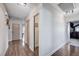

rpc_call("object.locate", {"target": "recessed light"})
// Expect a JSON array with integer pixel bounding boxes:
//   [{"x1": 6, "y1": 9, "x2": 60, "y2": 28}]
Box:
[{"x1": 17, "y1": 3, "x2": 27, "y2": 6}]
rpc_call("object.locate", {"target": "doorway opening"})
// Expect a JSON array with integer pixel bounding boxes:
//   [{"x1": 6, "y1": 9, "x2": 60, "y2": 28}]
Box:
[
  {"x1": 34, "y1": 13, "x2": 39, "y2": 56},
  {"x1": 12, "y1": 23, "x2": 20, "y2": 41},
  {"x1": 70, "y1": 21, "x2": 79, "y2": 46}
]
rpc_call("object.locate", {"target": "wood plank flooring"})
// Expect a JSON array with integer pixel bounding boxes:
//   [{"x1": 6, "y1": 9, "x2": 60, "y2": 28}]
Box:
[
  {"x1": 5, "y1": 40, "x2": 79, "y2": 56},
  {"x1": 5, "y1": 40, "x2": 34, "y2": 56},
  {"x1": 52, "y1": 43, "x2": 79, "y2": 56}
]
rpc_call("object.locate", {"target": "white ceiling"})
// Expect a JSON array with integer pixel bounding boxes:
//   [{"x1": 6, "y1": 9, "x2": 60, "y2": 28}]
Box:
[
  {"x1": 5, "y1": 3, "x2": 79, "y2": 20},
  {"x1": 4, "y1": 3, "x2": 31, "y2": 20},
  {"x1": 58, "y1": 3, "x2": 79, "y2": 12},
  {"x1": 58, "y1": 3, "x2": 74, "y2": 12}
]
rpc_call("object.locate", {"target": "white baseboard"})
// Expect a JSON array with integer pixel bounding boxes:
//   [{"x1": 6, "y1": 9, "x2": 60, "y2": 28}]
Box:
[
  {"x1": 47, "y1": 42, "x2": 67, "y2": 56},
  {"x1": 29, "y1": 45, "x2": 34, "y2": 52},
  {"x1": 3, "y1": 46, "x2": 8, "y2": 56},
  {"x1": 1, "y1": 44, "x2": 8, "y2": 56}
]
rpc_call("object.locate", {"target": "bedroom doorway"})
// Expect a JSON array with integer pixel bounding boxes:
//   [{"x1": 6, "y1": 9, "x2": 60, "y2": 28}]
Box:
[
  {"x1": 70, "y1": 21, "x2": 79, "y2": 46},
  {"x1": 34, "y1": 13, "x2": 39, "y2": 56}
]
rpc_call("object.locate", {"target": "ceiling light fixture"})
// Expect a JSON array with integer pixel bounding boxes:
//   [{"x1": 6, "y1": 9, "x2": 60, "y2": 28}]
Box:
[{"x1": 17, "y1": 3, "x2": 27, "y2": 6}]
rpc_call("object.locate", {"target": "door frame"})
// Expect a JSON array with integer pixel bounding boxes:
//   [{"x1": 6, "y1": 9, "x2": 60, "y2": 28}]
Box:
[
  {"x1": 34, "y1": 13, "x2": 39, "y2": 55},
  {"x1": 65, "y1": 22, "x2": 70, "y2": 43},
  {"x1": 26, "y1": 20, "x2": 30, "y2": 47},
  {"x1": 12, "y1": 23, "x2": 20, "y2": 41}
]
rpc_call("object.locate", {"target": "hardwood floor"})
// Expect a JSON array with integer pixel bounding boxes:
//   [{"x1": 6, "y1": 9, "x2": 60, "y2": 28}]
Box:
[
  {"x1": 52, "y1": 43, "x2": 79, "y2": 56},
  {"x1": 5, "y1": 40, "x2": 79, "y2": 56},
  {"x1": 5, "y1": 40, "x2": 34, "y2": 56}
]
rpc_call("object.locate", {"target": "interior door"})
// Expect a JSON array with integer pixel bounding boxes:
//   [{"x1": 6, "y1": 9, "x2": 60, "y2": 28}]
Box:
[{"x1": 12, "y1": 23, "x2": 20, "y2": 40}]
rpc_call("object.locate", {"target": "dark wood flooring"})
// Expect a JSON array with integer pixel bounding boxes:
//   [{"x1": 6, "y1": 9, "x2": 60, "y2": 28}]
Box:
[
  {"x1": 5, "y1": 40, "x2": 34, "y2": 56},
  {"x1": 52, "y1": 43, "x2": 79, "y2": 56}
]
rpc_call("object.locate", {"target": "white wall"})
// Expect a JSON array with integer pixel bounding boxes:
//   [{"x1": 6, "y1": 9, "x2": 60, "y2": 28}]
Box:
[
  {"x1": 29, "y1": 16, "x2": 34, "y2": 51},
  {"x1": 25, "y1": 6, "x2": 39, "y2": 51},
  {"x1": 65, "y1": 12, "x2": 79, "y2": 22},
  {"x1": 39, "y1": 4, "x2": 67, "y2": 56},
  {"x1": 20, "y1": 23, "x2": 23, "y2": 40},
  {"x1": 8, "y1": 19, "x2": 12, "y2": 41},
  {"x1": 24, "y1": 22, "x2": 27, "y2": 44},
  {"x1": 20, "y1": 20, "x2": 24, "y2": 40},
  {"x1": 0, "y1": 6, "x2": 8, "y2": 55},
  {"x1": 25, "y1": 16, "x2": 34, "y2": 51},
  {"x1": 0, "y1": 24, "x2": 8, "y2": 55}
]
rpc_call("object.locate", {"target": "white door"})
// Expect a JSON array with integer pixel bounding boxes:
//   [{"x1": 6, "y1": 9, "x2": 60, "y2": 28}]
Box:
[{"x1": 12, "y1": 23, "x2": 20, "y2": 40}]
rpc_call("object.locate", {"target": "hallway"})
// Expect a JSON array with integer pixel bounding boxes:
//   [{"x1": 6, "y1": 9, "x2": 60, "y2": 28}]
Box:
[
  {"x1": 52, "y1": 43, "x2": 79, "y2": 56},
  {"x1": 5, "y1": 40, "x2": 34, "y2": 56}
]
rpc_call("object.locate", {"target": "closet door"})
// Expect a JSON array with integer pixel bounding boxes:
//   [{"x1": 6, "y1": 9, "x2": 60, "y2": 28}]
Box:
[{"x1": 12, "y1": 23, "x2": 20, "y2": 40}]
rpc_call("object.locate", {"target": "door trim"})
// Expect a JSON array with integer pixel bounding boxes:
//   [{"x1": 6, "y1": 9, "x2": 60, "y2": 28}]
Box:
[
  {"x1": 26, "y1": 20, "x2": 30, "y2": 47},
  {"x1": 34, "y1": 13, "x2": 39, "y2": 55}
]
